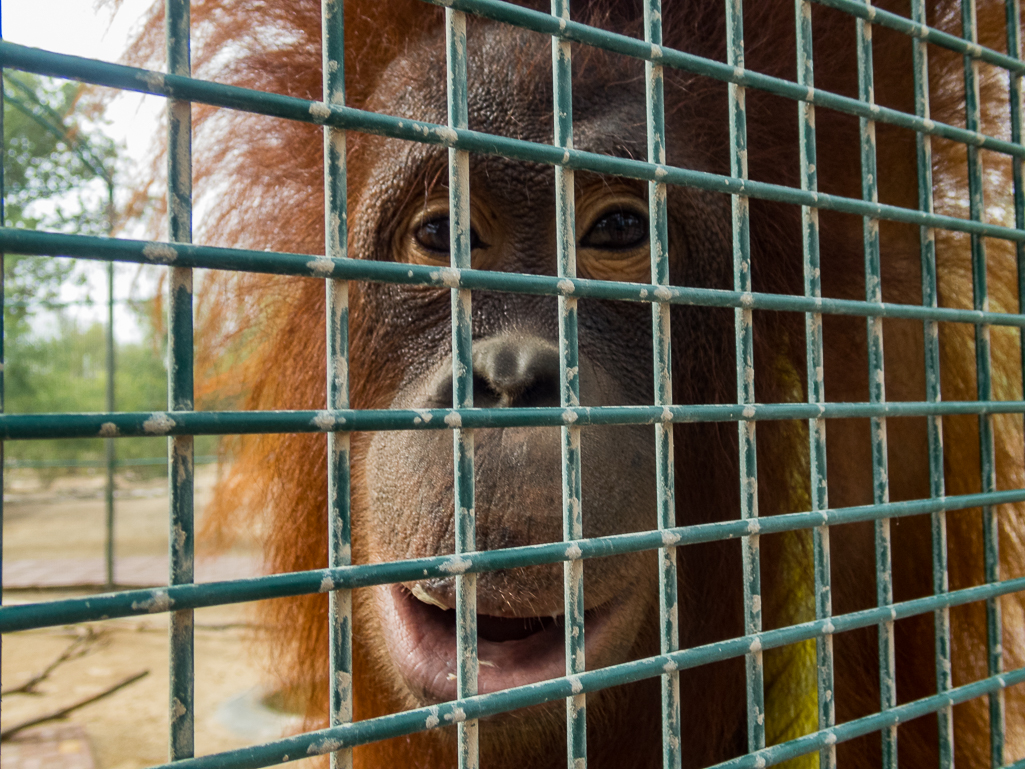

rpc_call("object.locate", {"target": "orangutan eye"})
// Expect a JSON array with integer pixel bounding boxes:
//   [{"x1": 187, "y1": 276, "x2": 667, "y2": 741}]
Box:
[
  {"x1": 580, "y1": 209, "x2": 649, "y2": 250},
  {"x1": 414, "y1": 217, "x2": 487, "y2": 253}
]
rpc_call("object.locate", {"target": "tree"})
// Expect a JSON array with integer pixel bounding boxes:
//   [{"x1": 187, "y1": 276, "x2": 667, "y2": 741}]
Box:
[
  {"x1": 3, "y1": 72, "x2": 117, "y2": 342},
  {"x1": 2, "y1": 73, "x2": 216, "y2": 478}
]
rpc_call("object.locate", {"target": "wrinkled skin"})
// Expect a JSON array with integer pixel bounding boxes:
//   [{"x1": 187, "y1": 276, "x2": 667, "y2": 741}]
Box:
[
  {"x1": 355, "y1": 24, "x2": 722, "y2": 709},
  {"x1": 338, "y1": 23, "x2": 746, "y2": 763}
]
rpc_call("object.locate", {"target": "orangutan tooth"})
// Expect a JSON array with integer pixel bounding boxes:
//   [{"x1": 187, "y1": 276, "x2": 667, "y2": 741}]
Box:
[{"x1": 411, "y1": 584, "x2": 449, "y2": 610}]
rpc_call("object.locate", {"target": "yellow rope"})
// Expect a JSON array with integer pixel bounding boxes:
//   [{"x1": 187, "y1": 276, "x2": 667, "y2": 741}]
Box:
[{"x1": 763, "y1": 353, "x2": 818, "y2": 769}]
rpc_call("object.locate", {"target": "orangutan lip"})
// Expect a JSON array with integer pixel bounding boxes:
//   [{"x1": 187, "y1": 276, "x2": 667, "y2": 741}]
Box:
[{"x1": 382, "y1": 584, "x2": 614, "y2": 703}]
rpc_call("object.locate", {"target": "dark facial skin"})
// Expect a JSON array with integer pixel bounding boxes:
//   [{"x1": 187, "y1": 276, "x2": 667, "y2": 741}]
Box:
[
  {"x1": 358, "y1": 25, "x2": 658, "y2": 705},
  {"x1": 171, "y1": 0, "x2": 1021, "y2": 763},
  {"x1": 343, "y1": 21, "x2": 733, "y2": 750}
]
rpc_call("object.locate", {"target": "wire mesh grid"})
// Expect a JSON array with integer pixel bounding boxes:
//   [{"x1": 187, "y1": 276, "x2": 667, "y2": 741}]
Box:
[{"x1": 2, "y1": 0, "x2": 1025, "y2": 767}]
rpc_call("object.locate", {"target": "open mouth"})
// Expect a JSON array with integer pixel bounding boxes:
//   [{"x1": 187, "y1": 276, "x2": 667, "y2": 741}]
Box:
[{"x1": 380, "y1": 584, "x2": 614, "y2": 703}]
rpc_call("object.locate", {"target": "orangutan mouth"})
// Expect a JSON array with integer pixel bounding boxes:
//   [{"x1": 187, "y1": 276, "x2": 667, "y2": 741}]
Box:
[{"x1": 381, "y1": 584, "x2": 613, "y2": 704}]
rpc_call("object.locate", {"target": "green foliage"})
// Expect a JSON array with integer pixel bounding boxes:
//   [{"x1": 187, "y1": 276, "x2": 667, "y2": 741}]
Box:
[
  {"x1": 3, "y1": 72, "x2": 116, "y2": 343},
  {"x1": 4, "y1": 301, "x2": 219, "y2": 480},
  {"x1": 2, "y1": 74, "x2": 215, "y2": 479},
  {"x1": 4, "y1": 305, "x2": 166, "y2": 476},
  {"x1": 3, "y1": 72, "x2": 114, "y2": 231}
]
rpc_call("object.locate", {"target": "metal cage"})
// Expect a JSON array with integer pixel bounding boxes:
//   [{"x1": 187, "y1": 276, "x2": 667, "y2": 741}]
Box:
[{"x1": 2, "y1": 0, "x2": 1025, "y2": 767}]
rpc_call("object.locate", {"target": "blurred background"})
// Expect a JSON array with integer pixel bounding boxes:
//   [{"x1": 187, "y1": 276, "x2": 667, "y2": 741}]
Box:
[{"x1": 1, "y1": 4, "x2": 299, "y2": 767}]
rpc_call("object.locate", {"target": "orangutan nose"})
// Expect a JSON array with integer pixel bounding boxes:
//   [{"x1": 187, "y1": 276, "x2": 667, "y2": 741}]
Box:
[
  {"x1": 430, "y1": 334, "x2": 562, "y2": 409},
  {"x1": 473, "y1": 335, "x2": 561, "y2": 408}
]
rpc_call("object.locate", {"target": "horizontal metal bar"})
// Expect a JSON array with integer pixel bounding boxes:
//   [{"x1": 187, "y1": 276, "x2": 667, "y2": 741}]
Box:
[
  {"x1": 2, "y1": 43, "x2": 1023, "y2": 242},
  {"x1": 421, "y1": 0, "x2": 1023, "y2": 158},
  {"x1": 5, "y1": 485, "x2": 1025, "y2": 633},
  {"x1": 6, "y1": 228, "x2": 1025, "y2": 329},
  {"x1": 93, "y1": 604, "x2": 1025, "y2": 769},
  {"x1": 5, "y1": 399, "x2": 1025, "y2": 441},
  {"x1": 811, "y1": 0, "x2": 1025, "y2": 75},
  {"x1": 709, "y1": 666, "x2": 1025, "y2": 769}
]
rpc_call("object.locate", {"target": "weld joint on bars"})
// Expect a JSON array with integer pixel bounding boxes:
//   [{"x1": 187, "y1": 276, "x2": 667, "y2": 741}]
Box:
[
  {"x1": 5, "y1": 230, "x2": 1025, "y2": 329},
  {"x1": 810, "y1": 0, "x2": 1025, "y2": 74},
  {"x1": 1, "y1": 41, "x2": 1024, "y2": 243},
  {"x1": 71, "y1": 633, "x2": 1025, "y2": 769},
  {"x1": 5, "y1": 486, "x2": 1025, "y2": 633},
  {"x1": 447, "y1": 0, "x2": 1025, "y2": 74},
  {"x1": 416, "y1": 0, "x2": 1021, "y2": 157}
]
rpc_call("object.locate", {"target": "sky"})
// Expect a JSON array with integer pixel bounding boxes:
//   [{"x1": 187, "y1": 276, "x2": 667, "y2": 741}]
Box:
[
  {"x1": 2, "y1": 0, "x2": 162, "y2": 160},
  {"x1": 3, "y1": 0, "x2": 165, "y2": 343}
]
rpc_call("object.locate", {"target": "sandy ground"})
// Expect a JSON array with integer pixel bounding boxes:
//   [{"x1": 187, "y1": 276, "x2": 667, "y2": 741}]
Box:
[
  {"x1": 2, "y1": 466, "x2": 312, "y2": 768},
  {"x1": 3, "y1": 464, "x2": 258, "y2": 563},
  {"x1": 1, "y1": 602, "x2": 299, "y2": 768}
]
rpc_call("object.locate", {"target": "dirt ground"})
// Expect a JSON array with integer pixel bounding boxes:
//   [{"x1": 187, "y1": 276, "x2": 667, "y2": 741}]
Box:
[
  {"x1": 2, "y1": 466, "x2": 312, "y2": 768},
  {"x1": 3, "y1": 464, "x2": 258, "y2": 564}
]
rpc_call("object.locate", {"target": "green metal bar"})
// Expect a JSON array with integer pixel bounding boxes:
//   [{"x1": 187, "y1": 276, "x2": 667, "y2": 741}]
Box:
[
  {"x1": 105, "y1": 254, "x2": 116, "y2": 589},
  {"x1": 322, "y1": 1, "x2": 352, "y2": 767},
  {"x1": 13, "y1": 228, "x2": 1025, "y2": 327},
  {"x1": 707, "y1": 667, "x2": 1025, "y2": 769},
  {"x1": 15, "y1": 3, "x2": 1019, "y2": 165},
  {"x1": 4, "y1": 4, "x2": 1025, "y2": 764},
  {"x1": 6, "y1": 487, "x2": 1025, "y2": 634},
  {"x1": 911, "y1": 0, "x2": 953, "y2": 762},
  {"x1": 856, "y1": 7, "x2": 897, "y2": 765},
  {"x1": 5, "y1": 43, "x2": 1025, "y2": 243},
  {"x1": 418, "y1": 0, "x2": 1024, "y2": 160},
  {"x1": 77, "y1": 635, "x2": 1025, "y2": 769},
  {"x1": 551, "y1": 2, "x2": 587, "y2": 765},
  {"x1": 1012, "y1": 0, "x2": 1025, "y2": 422},
  {"x1": 960, "y1": 1, "x2": 1005, "y2": 763},
  {"x1": 104, "y1": 170, "x2": 120, "y2": 593},
  {"x1": 105, "y1": 171, "x2": 118, "y2": 588},
  {"x1": 644, "y1": 3, "x2": 681, "y2": 767},
  {"x1": 446, "y1": 9, "x2": 478, "y2": 768},
  {"x1": 9, "y1": 399, "x2": 1025, "y2": 441},
  {"x1": 1009, "y1": 5, "x2": 1025, "y2": 750},
  {"x1": 166, "y1": 0, "x2": 194, "y2": 761},
  {"x1": 795, "y1": 3, "x2": 835, "y2": 766},
  {"x1": 726, "y1": 0, "x2": 764, "y2": 753}
]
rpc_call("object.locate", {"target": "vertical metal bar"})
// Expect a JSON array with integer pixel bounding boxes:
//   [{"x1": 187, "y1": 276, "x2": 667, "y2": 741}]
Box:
[
  {"x1": 856, "y1": 7, "x2": 898, "y2": 766},
  {"x1": 104, "y1": 171, "x2": 117, "y2": 590},
  {"x1": 960, "y1": 2, "x2": 1005, "y2": 763},
  {"x1": 446, "y1": 10, "x2": 478, "y2": 769},
  {"x1": 726, "y1": 0, "x2": 765, "y2": 754},
  {"x1": 795, "y1": 4, "x2": 836, "y2": 768},
  {"x1": 1011, "y1": 0, "x2": 1025, "y2": 404},
  {"x1": 166, "y1": 0, "x2": 195, "y2": 760},
  {"x1": 322, "y1": 2, "x2": 352, "y2": 768},
  {"x1": 910, "y1": 1, "x2": 953, "y2": 764},
  {"x1": 1009, "y1": 22, "x2": 1025, "y2": 762},
  {"x1": 1010, "y1": 0, "x2": 1025, "y2": 401},
  {"x1": 644, "y1": 3, "x2": 680, "y2": 768},
  {"x1": 551, "y1": 3, "x2": 586, "y2": 767},
  {"x1": 105, "y1": 252, "x2": 116, "y2": 590}
]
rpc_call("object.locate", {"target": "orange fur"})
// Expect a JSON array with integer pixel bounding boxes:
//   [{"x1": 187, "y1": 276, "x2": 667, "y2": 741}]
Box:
[{"x1": 132, "y1": 1, "x2": 1025, "y2": 765}]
